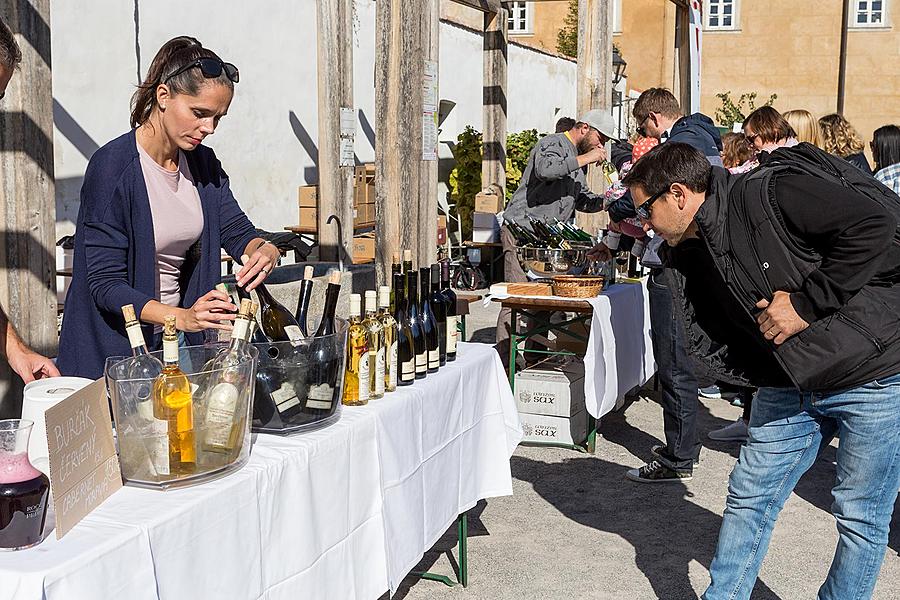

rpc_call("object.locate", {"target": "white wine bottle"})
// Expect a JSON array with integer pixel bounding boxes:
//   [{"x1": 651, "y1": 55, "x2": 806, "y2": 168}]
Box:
[
  {"x1": 201, "y1": 299, "x2": 255, "y2": 454},
  {"x1": 378, "y1": 286, "x2": 398, "y2": 393},
  {"x1": 363, "y1": 290, "x2": 385, "y2": 399},
  {"x1": 120, "y1": 303, "x2": 163, "y2": 420},
  {"x1": 342, "y1": 294, "x2": 370, "y2": 406},
  {"x1": 152, "y1": 316, "x2": 196, "y2": 475}
]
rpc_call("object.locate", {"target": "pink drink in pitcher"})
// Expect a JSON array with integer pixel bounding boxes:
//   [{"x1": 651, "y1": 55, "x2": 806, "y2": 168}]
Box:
[{"x1": 0, "y1": 420, "x2": 50, "y2": 550}]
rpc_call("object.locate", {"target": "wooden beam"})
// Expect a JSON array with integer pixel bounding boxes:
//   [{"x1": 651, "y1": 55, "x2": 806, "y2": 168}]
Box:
[
  {"x1": 448, "y1": 0, "x2": 501, "y2": 13},
  {"x1": 0, "y1": 0, "x2": 56, "y2": 416},
  {"x1": 376, "y1": 0, "x2": 426, "y2": 283},
  {"x1": 673, "y1": 4, "x2": 691, "y2": 115},
  {"x1": 418, "y1": 0, "x2": 440, "y2": 268},
  {"x1": 482, "y1": 7, "x2": 508, "y2": 198},
  {"x1": 316, "y1": 0, "x2": 355, "y2": 265},
  {"x1": 574, "y1": 0, "x2": 612, "y2": 235}
]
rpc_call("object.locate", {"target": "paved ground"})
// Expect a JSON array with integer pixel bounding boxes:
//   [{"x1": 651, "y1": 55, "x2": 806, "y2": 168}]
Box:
[{"x1": 387, "y1": 298, "x2": 900, "y2": 600}]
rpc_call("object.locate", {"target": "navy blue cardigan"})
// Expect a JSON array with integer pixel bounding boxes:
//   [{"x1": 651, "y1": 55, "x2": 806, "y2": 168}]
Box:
[{"x1": 58, "y1": 130, "x2": 259, "y2": 379}]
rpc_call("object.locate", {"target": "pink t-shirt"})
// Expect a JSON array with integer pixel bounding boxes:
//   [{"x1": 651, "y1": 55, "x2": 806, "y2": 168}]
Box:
[{"x1": 137, "y1": 142, "x2": 204, "y2": 308}]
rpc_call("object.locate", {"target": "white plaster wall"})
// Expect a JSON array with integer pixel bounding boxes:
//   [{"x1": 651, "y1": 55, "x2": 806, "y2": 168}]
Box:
[{"x1": 49, "y1": 0, "x2": 576, "y2": 237}]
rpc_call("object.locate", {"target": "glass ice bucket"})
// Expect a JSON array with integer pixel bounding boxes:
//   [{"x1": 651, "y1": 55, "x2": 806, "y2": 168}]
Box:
[
  {"x1": 251, "y1": 317, "x2": 347, "y2": 435},
  {"x1": 105, "y1": 344, "x2": 258, "y2": 490}
]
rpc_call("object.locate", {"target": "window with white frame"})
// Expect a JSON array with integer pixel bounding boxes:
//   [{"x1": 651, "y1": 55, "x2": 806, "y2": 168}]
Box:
[
  {"x1": 507, "y1": 1, "x2": 533, "y2": 35},
  {"x1": 705, "y1": 0, "x2": 738, "y2": 30},
  {"x1": 852, "y1": 0, "x2": 886, "y2": 26}
]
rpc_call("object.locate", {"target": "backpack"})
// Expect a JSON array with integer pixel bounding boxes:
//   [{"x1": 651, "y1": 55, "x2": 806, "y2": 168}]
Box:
[{"x1": 762, "y1": 142, "x2": 900, "y2": 285}]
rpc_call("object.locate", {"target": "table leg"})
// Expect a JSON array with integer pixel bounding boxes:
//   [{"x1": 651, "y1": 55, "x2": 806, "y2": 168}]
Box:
[
  {"x1": 457, "y1": 513, "x2": 468, "y2": 587},
  {"x1": 508, "y1": 308, "x2": 518, "y2": 392},
  {"x1": 458, "y1": 315, "x2": 467, "y2": 342}
]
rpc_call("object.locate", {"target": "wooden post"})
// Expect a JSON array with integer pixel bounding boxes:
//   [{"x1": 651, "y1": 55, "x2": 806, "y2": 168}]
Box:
[
  {"x1": 482, "y1": 7, "x2": 508, "y2": 197},
  {"x1": 376, "y1": 0, "x2": 426, "y2": 283},
  {"x1": 673, "y1": 4, "x2": 692, "y2": 117},
  {"x1": 316, "y1": 0, "x2": 355, "y2": 265},
  {"x1": 0, "y1": 0, "x2": 56, "y2": 416},
  {"x1": 575, "y1": 0, "x2": 612, "y2": 236},
  {"x1": 418, "y1": 0, "x2": 440, "y2": 268}
]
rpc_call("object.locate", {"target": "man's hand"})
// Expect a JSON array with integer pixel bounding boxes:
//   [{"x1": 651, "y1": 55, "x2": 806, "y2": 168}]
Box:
[
  {"x1": 577, "y1": 145, "x2": 607, "y2": 168},
  {"x1": 756, "y1": 291, "x2": 809, "y2": 345},
  {"x1": 587, "y1": 242, "x2": 612, "y2": 263},
  {"x1": 7, "y1": 342, "x2": 59, "y2": 384}
]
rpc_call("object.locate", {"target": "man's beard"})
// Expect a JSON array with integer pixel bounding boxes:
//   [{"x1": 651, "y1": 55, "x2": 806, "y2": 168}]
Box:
[{"x1": 576, "y1": 138, "x2": 594, "y2": 155}]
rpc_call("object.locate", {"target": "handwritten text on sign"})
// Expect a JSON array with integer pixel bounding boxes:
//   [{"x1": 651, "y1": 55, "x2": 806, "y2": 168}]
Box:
[{"x1": 45, "y1": 379, "x2": 122, "y2": 539}]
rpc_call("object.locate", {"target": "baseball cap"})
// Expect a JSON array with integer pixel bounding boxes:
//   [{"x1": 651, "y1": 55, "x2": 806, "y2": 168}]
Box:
[{"x1": 577, "y1": 109, "x2": 619, "y2": 142}]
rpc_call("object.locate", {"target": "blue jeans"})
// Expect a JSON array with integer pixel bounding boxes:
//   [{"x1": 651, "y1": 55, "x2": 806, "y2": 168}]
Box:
[{"x1": 703, "y1": 374, "x2": 900, "y2": 600}]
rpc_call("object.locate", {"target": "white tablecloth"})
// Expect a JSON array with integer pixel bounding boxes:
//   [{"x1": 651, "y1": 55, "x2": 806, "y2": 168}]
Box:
[
  {"x1": 584, "y1": 280, "x2": 655, "y2": 419},
  {"x1": 0, "y1": 343, "x2": 521, "y2": 600}
]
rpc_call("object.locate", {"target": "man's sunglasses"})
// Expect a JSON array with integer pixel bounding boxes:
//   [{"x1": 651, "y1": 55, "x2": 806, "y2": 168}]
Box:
[
  {"x1": 164, "y1": 58, "x2": 240, "y2": 84},
  {"x1": 636, "y1": 185, "x2": 669, "y2": 220},
  {"x1": 636, "y1": 114, "x2": 651, "y2": 138}
]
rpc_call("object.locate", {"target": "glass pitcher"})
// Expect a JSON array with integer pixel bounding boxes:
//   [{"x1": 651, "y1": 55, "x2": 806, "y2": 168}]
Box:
[{"x1": 0, "y1": 419, "x2": 50, "y2": 550}]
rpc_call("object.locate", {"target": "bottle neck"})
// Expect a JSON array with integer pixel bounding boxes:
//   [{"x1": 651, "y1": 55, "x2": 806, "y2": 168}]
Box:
[
  {"x1": 255, "y1": 283, "x2": 275, "y2": 305},
  {"x1": 321, "y1": 284, "x2": 340, "y2": 320},
  {"x1": 230, "y1": 316, "x2": 250, "y2": 349},
  {"x1": 125, "y1": 320, "x2": 149, "y2": 355},
  {"x1": 441, "y1": 262, "x2": 450, "y2": 288},
  {"x1": 162, "y1": 334, "x2": 179, "y2": 365}
]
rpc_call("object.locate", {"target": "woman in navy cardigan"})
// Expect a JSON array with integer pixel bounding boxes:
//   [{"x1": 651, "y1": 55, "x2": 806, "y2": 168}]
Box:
[{"x1": 58, "y1": 37, "x2": 280, "y2": 379}]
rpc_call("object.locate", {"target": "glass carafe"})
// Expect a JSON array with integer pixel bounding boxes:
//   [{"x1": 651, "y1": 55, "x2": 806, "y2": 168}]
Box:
[{"x1": 0, "y1": 419, "x2": 50, "y2": 550}]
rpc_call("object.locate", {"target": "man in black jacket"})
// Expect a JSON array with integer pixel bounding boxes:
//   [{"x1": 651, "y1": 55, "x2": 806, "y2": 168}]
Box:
[{"x1": 622, "y1": 142, "x2": 900, "y2": 600}]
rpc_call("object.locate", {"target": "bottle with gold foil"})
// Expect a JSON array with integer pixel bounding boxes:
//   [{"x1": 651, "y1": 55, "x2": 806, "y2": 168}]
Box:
[
  {"x1": 363, "y1": 290, "x2": 385, "y2": 400},
  {"x1": 377, "y1": 286, "x2": 398, "y2": 393},
  {"x1": 201, "y1": 299, "x2": 255, "y2": 455},
  {"x1": 342, "y1": 294, "x2": 370, "y2": 406},
  {"x1": 152, "y1": 316, "x2": 196, "y2": 474}
]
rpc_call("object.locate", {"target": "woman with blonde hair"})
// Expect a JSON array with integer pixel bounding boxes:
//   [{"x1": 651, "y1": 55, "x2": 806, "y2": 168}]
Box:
[
  {"x1": 819, "y1": 113, "x2": 872, "y2": 173},
  {"x1": 782, "y1": 109, "x2": 821, "y2": 147}
]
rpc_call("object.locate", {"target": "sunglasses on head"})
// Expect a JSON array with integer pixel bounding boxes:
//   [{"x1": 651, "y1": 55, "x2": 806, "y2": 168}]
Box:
[
  {"x1": 164, "y1": 57, "x2": 240, "y2": 85},
  {"x1": 636, "y1": 185, "x2": 670, "y2": 220}
]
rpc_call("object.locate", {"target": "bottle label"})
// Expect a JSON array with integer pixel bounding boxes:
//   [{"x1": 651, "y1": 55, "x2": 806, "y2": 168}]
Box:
[
  {"x1": 358, "y1": 352, "x2": 370, "y2": 401},
  {"x1": 388, "y1": 341, "x2": 398, "y2": 388},
  {"x1": 446, "y1": 317, "x2": 458, "y2": 353},
  {"x1": 145, "y1": 418, "x2": 170, "y2": 476},
  {"x1": 204, "y1": 382, "x2": 240, "y2": 447},
  {"x1": 306, "y1": 383, "x2": 334, "y2": 410},
  {"x1": 163, "y1": 339, "x2": 179, "y2": 363},
  {"x1": 428, "y1": 348, "x2": 440, "y2": 369},
  {"x1": 126, "y1": 323, "x2": 145, "y2": 349},
  {"x1": 272, "y1": 383, "x2": 301, "y2": 413},
  {"x1": 231, "y1": 318, "x2": 249, "y2": 342},
  {"x1": 374, "y1": 347, "x2": 386, "y2": 395},
  {"x1": 415, "y1": 352, "x2": 427, "y2": 374},
  {"x1": 401, "y1": 359, "x2": 414, "y2": 382},
  {"x1": 285, "y1": 325, "x2": 304, "y2": 347}
]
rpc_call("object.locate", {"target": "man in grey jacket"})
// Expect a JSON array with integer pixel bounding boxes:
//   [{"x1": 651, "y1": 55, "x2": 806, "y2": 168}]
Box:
[{"x1": 496, "y1": 110, "x2": 617, "y2": 363}]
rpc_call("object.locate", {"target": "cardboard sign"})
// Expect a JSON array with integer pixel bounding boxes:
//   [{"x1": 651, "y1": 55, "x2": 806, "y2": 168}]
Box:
[{"x1": 45, "y1": 378, "x2": 122, "y2": 538}]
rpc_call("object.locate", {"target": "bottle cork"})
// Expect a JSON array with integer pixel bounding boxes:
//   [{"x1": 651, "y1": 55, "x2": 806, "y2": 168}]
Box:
[
  {"x1": 121, "y1": 304, "x2": 136, "y2": 322},
  {"x1": 303, "y1": 265, "x2": 314, "y2": 280},
  {"x1": 163, "y1": 315, "x2": 177, "y2": 335},
  {"x1": 328, "y1": 270, "x2": 341, "y2": 285}
]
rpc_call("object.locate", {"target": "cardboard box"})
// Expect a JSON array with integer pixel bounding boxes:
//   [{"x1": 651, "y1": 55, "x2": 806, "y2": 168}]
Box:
[
  {"x1": 515, "y1": 357, "x2": 585, "y2": 417},
  {"x1": 551, "y1": 320, "x2": 591, "y2": 355},
  {"x1": 355, "y1": 182, "x2": 376, "y2": 207},
  {"x1": 352, "y1": 233, "x2": 376, "y2": 264},
  {"x1": 518, "y1": 410, "x2": 589, "y2": 446},
  {"x1": 472, "y1": 211, "x2": 500, "y2": 243},
  {"x1": 474, "y1": 190, "x2": 503, "y2": 214},
  {"x1": 437, "y1": 215, "x2": 448, "y2": 245},
  {"x1": 299, "y1": 206, "x2": 317, "y2": 229},
  {"x1": 355, "y1": 163, "x2": 375, "y2": 184},
  {"x1": 356, "y1": 202, "x2": 375, "y2": 224},
  {"x1": 298, "y1": 185, "x2": 318, "y2": 208}
]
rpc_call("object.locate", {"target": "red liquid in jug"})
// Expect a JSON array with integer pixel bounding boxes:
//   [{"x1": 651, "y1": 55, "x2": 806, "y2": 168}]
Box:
[{"x1": 0, "y1": 453, "x2": 49, "y2": 550}]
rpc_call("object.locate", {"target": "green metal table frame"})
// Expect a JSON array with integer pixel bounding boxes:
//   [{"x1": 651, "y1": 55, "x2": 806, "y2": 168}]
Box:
[
  {"x1": 507, "y1": 304, "x2": 597, "y2": 454},
  {"x1": 410, "y1": 512, "x2": 469, "y2": 587}
]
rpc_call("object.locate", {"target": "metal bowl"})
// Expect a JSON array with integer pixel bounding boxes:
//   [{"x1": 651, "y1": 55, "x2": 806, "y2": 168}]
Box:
[{"x1": 516, "y1": 246, "x2": 590, "y2": 277}]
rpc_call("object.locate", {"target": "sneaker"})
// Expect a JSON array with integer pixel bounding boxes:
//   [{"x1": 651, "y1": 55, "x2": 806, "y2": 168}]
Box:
[
  {"x1": 699, "y1": 385, "x2": 722, "y2": 399},
  {"x1": 651, "y1": 444, "x2": 700, "y2": 466},
  {"x1": 707, "y1": 419, "x2": 749, "y2": 442},
  {"x1": 625, "y1": 460, "x2": 693, "y2": 483}
]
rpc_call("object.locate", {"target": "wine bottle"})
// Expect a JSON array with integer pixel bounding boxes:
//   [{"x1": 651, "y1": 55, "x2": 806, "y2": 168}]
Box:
[
  {"x1": 430, "y1": 264, "x2": 447, "y2": 367},
  {"x1": 402, "y1": 249, "x2": 413, "y2": 301},
  {"x1": 377, "y1": 286, "x2": 398, "y2": 393},
  {"x1": 390, "y1": 252, "x2": 401, "y2": 312},
  {"x1": 393, "y1": 273, "x2": 416, "y2": 387},
  {"x1": 342, "y1": 294, "x2": 371, "y2": 406},
  {"x1": 201, "y1": 299, "x2": 254, "y2": 454},
  {"x1": 306, "y1": 270, "x2": 342, "y2": 412},
  {"x1": 406, "y1": 271, "x2": 427, "y2": 379},
  {"x1": 441, "y1": 260, "x2": 459, "y2": 362},
  {"x1": 152, "y1": 316, "x2": 196, "y2": 475},
  {"x1": 256, "y1": 283, "x2": 304, "y2": 345},
  {"x1": 120, "y1": 304, "x2": 163, "y2": 420},
  {"x1": 363, "y1": 291, "x2": 385, "y2": 400},
  {"x1": 294, "y1": 265, "x2": 315, "y2": 335},
  {"x1": 419, "y1": 267, "x2": 440, "y2": 373},
  {"x1": 236, "y1": 285, "x2": 268, "y2": 345}
]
